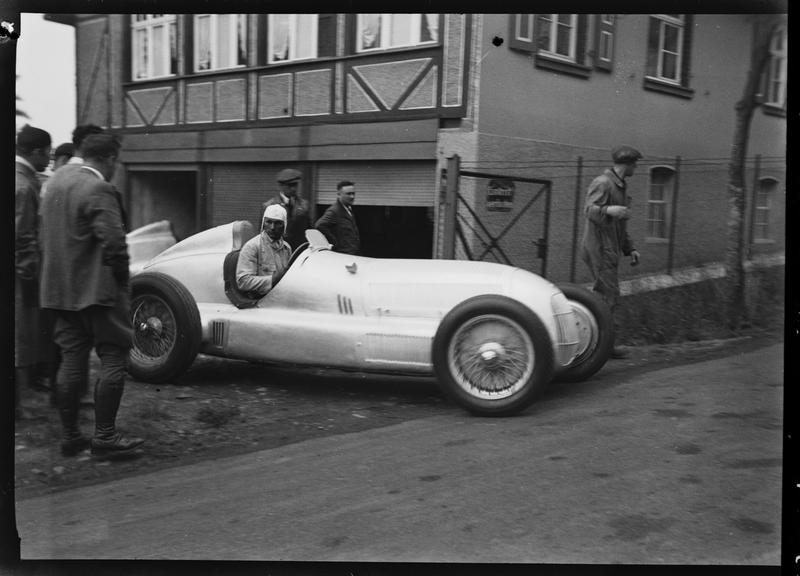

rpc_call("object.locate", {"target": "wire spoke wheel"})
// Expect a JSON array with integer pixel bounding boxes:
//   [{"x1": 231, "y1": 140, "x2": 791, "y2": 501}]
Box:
[
  {"x1": 131, "y1": 295, "x2": 178, "y2": 364},
  {"x1": 447, "y1": 314, "x2": 535, "y2": 400}
]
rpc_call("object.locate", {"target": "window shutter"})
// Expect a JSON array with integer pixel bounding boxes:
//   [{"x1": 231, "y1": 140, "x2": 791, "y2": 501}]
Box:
[
  {"x1": 645, "y1": 16, "x2": 659, "y2": 77},
  {"x1": 318, "y1": 14, "x2": 336, "y2": 57},
  {"x1": 345, "y1": 14, "x2": 356, "y2": 54},
  {"x1": 183, "y1": 15, "x2": 194, "y2": 74},
  {"x1": 256, "y1": 15, "x2": 267, "y2": 66},
  {"x1": 576, "y1": 14, "x2": 588, "y2": 64},
  {"x1": 124, "y1": 15, "x2": 132, "y2": 81},
  {"x1": 680, "y1": 14, "x2": 693, "y2": 87},
  {"x1": 593, "y1": 15, "x2": 615, "y2": 71},
  {"x1": 508, "y1": 14, "x2": 535, "y2": 52}
]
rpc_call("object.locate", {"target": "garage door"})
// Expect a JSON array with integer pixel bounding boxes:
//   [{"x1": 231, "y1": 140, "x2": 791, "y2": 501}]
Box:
[{"x1": 316, "y1": 161, "x2": 436, "y2": 206}]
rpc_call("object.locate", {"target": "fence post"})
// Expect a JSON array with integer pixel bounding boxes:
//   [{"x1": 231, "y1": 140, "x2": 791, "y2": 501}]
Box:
[
  {"x1": 666, "y1": 156, "x2": 681, "y2": 275},
  {"x1": 747, "y1": 154, "x2": 761, "y2": 260},
  {"x1": 441, "y1": 154, "x2": 460, "y2": 260},
  {"x1": 570, "y1": 156, "x2": 584, "y2": 283}
]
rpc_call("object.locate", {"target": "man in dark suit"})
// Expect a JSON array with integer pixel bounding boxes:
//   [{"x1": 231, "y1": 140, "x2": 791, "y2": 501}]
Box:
[
  {"x1": 14, "y1": 125, "x2": 52, "y2": 418},
  {"x1": 39, "y1": 133, "x2": 144, "y2": 460},
  {"x1": 315, "y1": 180, "x2": 361, "y2": 255}
]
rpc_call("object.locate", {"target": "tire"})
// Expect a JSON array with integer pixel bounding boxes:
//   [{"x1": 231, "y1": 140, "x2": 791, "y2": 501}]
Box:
[
  {"x1": 129, "y1": 272, "x2": 202, "y2": 383},
  {"x1": 432, "y1": 295, "x2": 554, "y2": 416},
  {"x1": 554, "y1": 284, "x2": 614, "y2": 383}
]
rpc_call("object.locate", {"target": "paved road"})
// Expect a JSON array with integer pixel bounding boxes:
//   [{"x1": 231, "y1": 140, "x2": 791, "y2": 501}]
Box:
[{"x1": 16, "y1": 343, "x2": 783, "y2": 563}]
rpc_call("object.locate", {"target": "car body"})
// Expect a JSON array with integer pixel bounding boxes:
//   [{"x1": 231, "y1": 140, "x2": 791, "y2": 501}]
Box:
[
  {"x1": 127, "y1": 220, "x2": 177, "y2": 275},
  {"x1": 129, "y1": 221, "x2": 613, "y2": 416}
]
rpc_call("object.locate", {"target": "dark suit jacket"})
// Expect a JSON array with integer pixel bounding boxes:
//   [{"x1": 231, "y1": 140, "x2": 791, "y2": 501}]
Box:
[
  {"x1": 15, "y1": 161, "x2": 41, "y2": 282},
  {"x1": 39, "y1": 165, "x2": 130, "y2": 311},
  {"x1": 314, "y1": 200, "x2": 361, "y2": 255}
]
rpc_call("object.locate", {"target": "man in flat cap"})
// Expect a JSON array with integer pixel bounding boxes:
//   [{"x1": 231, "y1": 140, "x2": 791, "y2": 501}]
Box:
[
  {"x1": 15, "y1": 125, "x2": 52, "y2": 418},
  {"x1": 580, "y1": 145, "x2": 643, "y2": 359},
  {"x1": 261, "y1": 168, "x2": 311, "y2": 251}
]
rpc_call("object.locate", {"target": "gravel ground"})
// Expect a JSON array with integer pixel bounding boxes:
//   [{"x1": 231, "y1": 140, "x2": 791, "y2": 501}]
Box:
[{"x1": 13, "y1": 325, "x2": 783, "y2": 500}]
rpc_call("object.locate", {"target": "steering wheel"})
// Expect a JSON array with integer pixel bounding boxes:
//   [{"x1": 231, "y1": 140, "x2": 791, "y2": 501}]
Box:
[{"x1": 287, "y1": 242, "x2": 309, "y2": 268}]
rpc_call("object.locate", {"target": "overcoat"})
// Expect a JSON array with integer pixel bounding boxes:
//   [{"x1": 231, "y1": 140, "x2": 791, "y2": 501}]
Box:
[
  {"x1": 314, "y1": 200, "x2": 361, "y2": 255},
  {"x1": 39, "y1": 166, "x2": 130, "y2": 311},
  {"x1": 579, "y1": 168, "x2": 635, "y2": 309}
]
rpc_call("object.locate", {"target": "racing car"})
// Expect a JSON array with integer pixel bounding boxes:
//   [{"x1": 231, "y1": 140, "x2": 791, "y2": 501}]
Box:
[{"x1": 128, "y1": 221, "x2": 613, "y2": 416}]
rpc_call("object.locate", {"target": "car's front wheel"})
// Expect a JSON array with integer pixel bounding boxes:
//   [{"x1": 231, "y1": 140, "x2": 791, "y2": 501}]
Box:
[
  {"x1": 432, "y1": 295, "x2": 554, "y2": 416},
  {"x1": 554, "y1": 284, "x2": 614, "y2": 383},
  {"x1": 129, "y1": 272, "x2": 201, "y2": 383}
]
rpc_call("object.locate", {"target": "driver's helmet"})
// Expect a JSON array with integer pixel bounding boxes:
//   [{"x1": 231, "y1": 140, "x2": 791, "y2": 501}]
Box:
[{"x1": 261, "y1": 204, "x2": 287, "y2": 233}]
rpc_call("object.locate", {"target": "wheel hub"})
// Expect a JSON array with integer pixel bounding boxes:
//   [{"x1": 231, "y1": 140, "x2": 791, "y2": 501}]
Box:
[
  {"x1": 478, "y1": 342, "x2": 505, "y2": 366},
  {"x1": 138, "y1": 316, "x2": 163, "y2": 337}
]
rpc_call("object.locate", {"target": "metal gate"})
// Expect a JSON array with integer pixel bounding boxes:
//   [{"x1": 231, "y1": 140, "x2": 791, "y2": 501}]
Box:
[{"x1": 440, "y1": 155, "x2": 553, "y2": 276}]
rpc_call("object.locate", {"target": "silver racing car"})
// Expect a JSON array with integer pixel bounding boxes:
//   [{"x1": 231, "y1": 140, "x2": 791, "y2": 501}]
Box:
[{"x1": 129, "y1": 221, "x2": 613, "y2": 416}]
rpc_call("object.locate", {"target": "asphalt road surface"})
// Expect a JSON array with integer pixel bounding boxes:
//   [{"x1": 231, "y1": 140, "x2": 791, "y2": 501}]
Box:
[{"x1": 16, "y1": 343, "x2": 783, "y2": 564}]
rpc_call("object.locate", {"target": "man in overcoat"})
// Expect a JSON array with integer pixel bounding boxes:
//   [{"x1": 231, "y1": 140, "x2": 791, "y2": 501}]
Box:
[
  {"x1": 39, "y1": 133, "x2": 144, "y2": 459},
  {"x1": 14, "y1": 125, "x2": 51, "y2": 417},
  {"x1": 580, "y1": 145, "x2": 643, "y2": 359},
  {"x1": 315, "y1": 180, "x2": 361, "y2": 255},
  {"x1": 262, "y1": 168, "x2": 311, "y2": 251}
]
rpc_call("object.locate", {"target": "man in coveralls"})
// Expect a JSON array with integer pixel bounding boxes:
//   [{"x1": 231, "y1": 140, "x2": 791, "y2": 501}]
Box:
[{"x1": 580, "y1": 145, "x2": 643, "y2": 359}]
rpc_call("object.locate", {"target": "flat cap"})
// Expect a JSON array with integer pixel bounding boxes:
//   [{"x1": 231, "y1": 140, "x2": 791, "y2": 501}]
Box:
[
  {"x1": 17, "y1": 124, "x2": 52, "y2": 150},
  {"x1": 276, "y1": 168, "x2": 302, "y2": 183},
  {"x1": 612, "y1": 145, "x2": 643, "y2": 164}
]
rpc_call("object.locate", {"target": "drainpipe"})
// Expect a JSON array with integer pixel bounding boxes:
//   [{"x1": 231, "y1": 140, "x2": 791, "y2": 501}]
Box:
[{"x1": 666, "y1": 156, "x2": 681, "y2": 275}]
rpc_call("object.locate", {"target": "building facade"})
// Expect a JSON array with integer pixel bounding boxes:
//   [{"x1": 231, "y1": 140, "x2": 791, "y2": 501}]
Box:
[{"x1": 48, "y1": 13, "x2": 786, "y2": 283}]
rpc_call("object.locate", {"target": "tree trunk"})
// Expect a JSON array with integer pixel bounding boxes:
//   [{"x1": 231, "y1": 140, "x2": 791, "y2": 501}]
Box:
[{"x1": 725, "y1": 14, "x2": 783, "y2": 330}]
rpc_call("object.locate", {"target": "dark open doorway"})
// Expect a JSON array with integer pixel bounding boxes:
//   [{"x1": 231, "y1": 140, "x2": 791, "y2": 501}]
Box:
[
  {"x1": 127, "y1": 171, "x2": 197, "y2": 240},
  {"x1": 315, "y1": 204, "x2": 434, "y2": 259}
]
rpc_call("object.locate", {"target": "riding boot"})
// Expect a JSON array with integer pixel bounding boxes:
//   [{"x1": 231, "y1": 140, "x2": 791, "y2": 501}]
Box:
[
  {"x1": 56, "y1": 382, "x2": 89, "y2": 456},
  {"x1": 91, "y1": 379, "x2": 144, "y2": 460}
]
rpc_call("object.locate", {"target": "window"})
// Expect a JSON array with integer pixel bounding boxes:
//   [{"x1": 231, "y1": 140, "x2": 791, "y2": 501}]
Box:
[
  {"x1": 269, "y1": 14, "x2": 319, "y2": 63},
  {"x1": 764, "y1": 25, "x2": 786, "y2": 109},
  {"x1": 356, "y1": 14, "x2": 439, "y2": 52},
  {"x1": 647, "y1": 167, "x2": 675, "y2": 239},
  {"x1": 132, "y1": 14, "x2": 177, "y2": 80},
  {"x1": 508, "y1": 14, "x2": 589, "y2": 78},
  {"x1": 537, "y1": 14, "x2": 577, "y2": 61},
  {"x1": 194, "y1": 14, "x2": 247, "y2": 71},
  {"x1": 754, "y1": 178, "x2": 777, "y2": 240},
  {"x1": 645, "y1": 14, "x2": 694, "y2": 97},
  {"x1": 594, "y1": 14, "x2": 615, "y2": 71}
]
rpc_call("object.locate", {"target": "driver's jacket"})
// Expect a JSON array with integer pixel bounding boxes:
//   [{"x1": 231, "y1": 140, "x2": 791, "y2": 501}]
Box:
[{"x1": 235, "y1": 232, "x2": 291, "y2": 297}]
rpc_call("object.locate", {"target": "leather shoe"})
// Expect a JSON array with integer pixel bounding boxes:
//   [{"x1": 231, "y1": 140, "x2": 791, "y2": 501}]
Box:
[
  {"x1": 91, "y1": 433, "x2": 145, "y2": 461},
  {"x1": 61, "y1": 435, "x2": 90, "y2": 457},
  {"x1": 610, "y1": 346, "x2": 629, "y2": 359}
]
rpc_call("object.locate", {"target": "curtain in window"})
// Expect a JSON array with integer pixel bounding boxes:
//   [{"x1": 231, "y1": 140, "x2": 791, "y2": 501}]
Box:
[
  {"x1": 196, "y1": 15, "x2": 211, "y2": 70},
  {"x1": 153, "y1": 24, "x2": 165, "y2": 76},
  {"x1": 295, "y1": 14, "x2": 317, "y2": 59},
  {"x1": 271, "y1": 14, "x2": 290, "y2": 61},
  {"x1": 423, "y1": 14, "x2": 439, "y2": 42},
  {"x1": 237, "y1": 15, "x2": 247, "y2": 65},
  {"x1": 217, "y1": 14, "x2": 232, "y2": 67},
  {"x1": 361, "y1": 14, "x2": 380, "y2": 49},
  {"x1": 135, "y1": 28, "x2": 148, "y2": 78}
]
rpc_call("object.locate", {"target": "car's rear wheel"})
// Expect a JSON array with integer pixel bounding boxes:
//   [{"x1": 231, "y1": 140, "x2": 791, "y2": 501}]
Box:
[
  {"x1": 432, "y1": 295, "x2": 554, "y2": 416},
  {"x1": 554, "y1": 284, "x2": 614, "y2": 383},
  {"x1": 130, "y1": 272, "x2": 201, "y2": 383}
]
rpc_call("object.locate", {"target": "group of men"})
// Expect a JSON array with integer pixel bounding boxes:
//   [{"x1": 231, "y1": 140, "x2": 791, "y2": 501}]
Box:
[
  {"x1": 15, "y1": 123, "x2": 143, "y2": 460},
  {"x1": 235, "y1": 170, "x2": 362, "y2": 299},
  {"x1": 16, "y1": 119, "x2": 641, "y2": 461}
]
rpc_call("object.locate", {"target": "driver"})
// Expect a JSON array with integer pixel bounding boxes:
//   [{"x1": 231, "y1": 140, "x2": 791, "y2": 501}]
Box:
[{"x1": 236, "y1": 204, "x2": 292, "y2": 298}]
